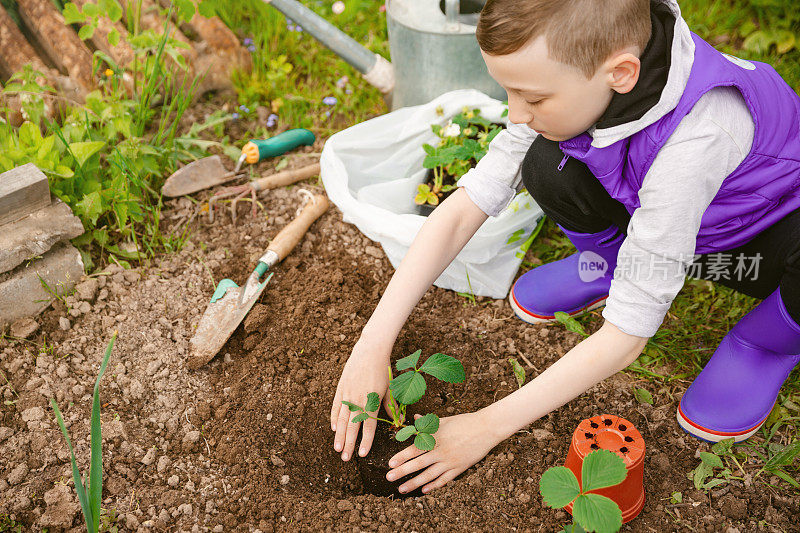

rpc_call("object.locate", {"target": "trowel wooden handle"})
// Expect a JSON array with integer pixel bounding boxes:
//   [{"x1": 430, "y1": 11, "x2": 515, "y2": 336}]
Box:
[
  {"x1": 252, "y1": 163, "x2": 320, "y2": 191},
  {"x1": 267, "y1": 194, "x2": 329, "y2": 261}
]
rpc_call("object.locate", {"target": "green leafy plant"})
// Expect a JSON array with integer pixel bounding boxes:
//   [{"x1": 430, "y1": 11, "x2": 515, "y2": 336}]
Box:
[
  {"x1": 416, "y1": 106, "x2": 505, "y2": 207},
  {"x1": 508, "y1": 357, "x2": 526, "y2": 388},
  {"x1": 554, "y1": 311, "x2": 590, "y2": 338},
  {"x1": 540, "y1": 449, "x2": 628, "y2": 533},
  {"x1": 0, "y1": 2, "x2": 216, "y2": 269},
  {"x1": 687, "y1": 438, "x2": 746, "y2": 490},
  {"x1": 50, "y1": 332, "x2": 117, "y2": 533},
  {"x1": 342, "y1": 350, "x2": 465, "y2": 451}
]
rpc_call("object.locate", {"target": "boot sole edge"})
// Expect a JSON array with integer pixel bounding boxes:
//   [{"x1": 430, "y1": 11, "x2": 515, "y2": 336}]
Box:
[{"x1": 509, "y1": 290, "x2": 607, "y2": 324}]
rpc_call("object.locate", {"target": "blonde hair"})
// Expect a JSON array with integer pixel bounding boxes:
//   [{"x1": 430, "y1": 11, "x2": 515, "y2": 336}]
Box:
[{"x1": 476, "y1": 0, "x2": 652, "y2": 78}]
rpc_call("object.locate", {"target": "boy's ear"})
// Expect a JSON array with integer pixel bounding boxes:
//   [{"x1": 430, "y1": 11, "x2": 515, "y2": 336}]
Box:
[{"x1": 606, "y1": 52, "x2": 641, "y2": 95}]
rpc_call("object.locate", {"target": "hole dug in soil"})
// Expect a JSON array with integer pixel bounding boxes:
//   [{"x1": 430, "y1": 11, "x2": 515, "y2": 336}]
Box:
[{"x1": 355, "y1": 419, "x2": 424, "y2": 498}]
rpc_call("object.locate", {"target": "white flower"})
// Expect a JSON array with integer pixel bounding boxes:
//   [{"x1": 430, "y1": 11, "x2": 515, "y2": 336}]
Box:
[
  {"x1": 332, "y1": 1, "x2": 345, "y2": 14},
  {"x1": 443, "y1": 122, "x2": 461, "y2": 137}
]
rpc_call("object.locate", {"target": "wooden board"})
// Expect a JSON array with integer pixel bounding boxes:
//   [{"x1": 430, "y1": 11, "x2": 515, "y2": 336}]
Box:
[{"x1": 0, "y1": 163, "x2": 51, "y2": 226}]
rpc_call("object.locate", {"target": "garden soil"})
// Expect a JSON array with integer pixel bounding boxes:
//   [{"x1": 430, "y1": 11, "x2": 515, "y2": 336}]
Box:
[{"x1": 1, "y1": 155, "x2": 798, "y2": 532}]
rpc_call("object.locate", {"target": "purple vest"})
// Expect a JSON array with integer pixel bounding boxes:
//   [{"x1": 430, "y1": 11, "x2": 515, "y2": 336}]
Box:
[{"x1": 559, "y1": 33, "x2": 800, "y2": 254}]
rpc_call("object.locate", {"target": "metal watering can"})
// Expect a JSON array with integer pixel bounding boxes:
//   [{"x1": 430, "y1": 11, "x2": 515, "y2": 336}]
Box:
[{"x1": 261, "y1": 0, "x2": 506, "y2": 109}]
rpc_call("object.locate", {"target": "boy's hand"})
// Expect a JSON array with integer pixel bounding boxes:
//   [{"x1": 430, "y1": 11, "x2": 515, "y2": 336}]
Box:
[
  {"x1": 330, "y1": 339, "x2": 391, "y2": 461},
  {"x1": 386, "y1": 410, "x2": 501, "y2": 494}
]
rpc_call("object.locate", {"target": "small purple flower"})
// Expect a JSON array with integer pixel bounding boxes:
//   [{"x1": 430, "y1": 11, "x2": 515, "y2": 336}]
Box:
[
  {"x1": 324, "y1": 110, "x2": 331, "y2": 118},
  {"x1": 266, "y1": 113, "x2": 278, "y2": 127},
  {"x1": 239, "y1": 104, "x2": 250, "y2": 113},
  {"x1": 345, "y1": 88, "x2": 352, "y2": 95},
  {"x1": 243, "y1": 37, "x2": 253, "y2": 46},
  {"x1": 336, "y1": 75, "x2": 349, "y2": 89},
  {"x1": 296, "y1": 26, "x2": 303, "y2": 32},
  {"x1": 322, "y1": 96, "x2": 337, "y2": 106},
  {"x1": 231, "y1": 112, "x2": 240, "y2": 119},
  {"x1": 247, "y1": 45, "x2": 256, "y2": 52}
]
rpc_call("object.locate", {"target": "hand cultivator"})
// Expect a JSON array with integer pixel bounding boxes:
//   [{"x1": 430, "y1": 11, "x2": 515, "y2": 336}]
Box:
[
  {"x1": 162, "y1": 128, "x2": 318, "y2": 222},
  {"x1": 206, "y1": 161, "x2": 321, "y2": 224}
]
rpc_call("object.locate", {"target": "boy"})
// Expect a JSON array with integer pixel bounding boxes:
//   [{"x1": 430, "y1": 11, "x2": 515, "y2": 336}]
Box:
[{"x1": 330, "y1": 0, "x2": 800, "y2": 495}]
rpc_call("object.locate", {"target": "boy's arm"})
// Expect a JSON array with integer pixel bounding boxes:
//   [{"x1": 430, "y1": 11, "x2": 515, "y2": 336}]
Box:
[
  {"x1": 480, "y1": 320, "x2": 648, "y2": 442},
  {"x1": 386, "y1": 321, "x2": 648, "y2": 494},
  {"x1": 360, "y1": 187, "x2": 489, "y2": 343},
  {"x1": 332, "y1": 187, "x2": 488, "y2": 461}
]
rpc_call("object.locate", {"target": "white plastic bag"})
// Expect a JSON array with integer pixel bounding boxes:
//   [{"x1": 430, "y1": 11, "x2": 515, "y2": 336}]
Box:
[{"x1": 320, "y1": 89, "x2": 544, "y2": 299}]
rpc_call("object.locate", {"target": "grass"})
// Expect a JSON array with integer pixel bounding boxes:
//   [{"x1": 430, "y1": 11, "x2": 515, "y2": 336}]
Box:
[
  {"x1": 51, "y1": 332, "x2": 117, "y2": 533},
  {"x1": 203, "y1": 0, "x2": 388, "y2": 140}
]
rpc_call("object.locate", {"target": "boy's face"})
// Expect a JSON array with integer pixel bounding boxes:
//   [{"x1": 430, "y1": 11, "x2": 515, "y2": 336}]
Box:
[{"x1": 482, "y1": 36, "x2": 640, "y2": 141}]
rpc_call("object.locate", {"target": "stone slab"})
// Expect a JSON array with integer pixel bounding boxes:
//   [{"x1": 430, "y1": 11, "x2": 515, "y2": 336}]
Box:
[
  {"x1": 0, "y1": 242, "x2": 84, "y2": 328},
  {"x1": 0, "y1": 199, "x2": 84, "y2": 273},
  {"x1": 0, "y1": 163, "x2": 51, "y2": 226}
]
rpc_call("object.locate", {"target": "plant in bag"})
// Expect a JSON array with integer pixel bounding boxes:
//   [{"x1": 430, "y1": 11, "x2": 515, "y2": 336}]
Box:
[
  {"x1": 415, "y1": 106, "x2": 505, "y2": 212},
  {"x1": 342, "y1": 349, "x2": 465, "y2": 495},
  {"x1": 539, "y1": 449, "x2": 628, "y2": 533}
]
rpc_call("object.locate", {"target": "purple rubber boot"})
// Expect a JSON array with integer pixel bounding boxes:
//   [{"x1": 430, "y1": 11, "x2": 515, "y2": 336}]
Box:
[
  {"x1": 678, "y1": 287, "x2": 800, "y2": 442},
  {"x1": 509, "y1": 224, "x2": 625, "y2": 324}
]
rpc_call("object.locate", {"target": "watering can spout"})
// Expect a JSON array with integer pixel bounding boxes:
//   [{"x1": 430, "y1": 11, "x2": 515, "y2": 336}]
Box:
[{"x1": 261, "y1": 0, "x2": 395, "y2": 95}]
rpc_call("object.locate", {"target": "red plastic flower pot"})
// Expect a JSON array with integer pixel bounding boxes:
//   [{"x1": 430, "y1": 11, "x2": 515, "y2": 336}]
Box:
[{"x1": 564, "y1": 414, "x2": 645, "y2": 524}]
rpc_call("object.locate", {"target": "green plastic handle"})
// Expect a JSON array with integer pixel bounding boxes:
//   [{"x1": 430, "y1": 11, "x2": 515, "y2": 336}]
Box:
[{"x1": 251, "y1": 129, "x2": 316, "y2": 161}]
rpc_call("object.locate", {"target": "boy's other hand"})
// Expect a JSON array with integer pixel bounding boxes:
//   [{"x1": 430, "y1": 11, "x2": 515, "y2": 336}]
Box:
[
  {"x1": 331, "y1": 339, "x2": 391, "y2": 461},
  {"x1": 385, "y1": 410, "x2": 501, "y2": 494}
]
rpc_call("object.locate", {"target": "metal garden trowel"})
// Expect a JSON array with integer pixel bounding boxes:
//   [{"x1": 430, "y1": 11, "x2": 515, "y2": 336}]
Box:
[{"x1": 187, "y1": 191, "x2": 329, "y2": 369}]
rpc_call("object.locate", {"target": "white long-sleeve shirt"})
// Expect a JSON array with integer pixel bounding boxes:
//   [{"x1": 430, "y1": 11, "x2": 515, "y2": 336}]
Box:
[{"x1": 456, "y1": 0, "x2": 755, "y2": 338}]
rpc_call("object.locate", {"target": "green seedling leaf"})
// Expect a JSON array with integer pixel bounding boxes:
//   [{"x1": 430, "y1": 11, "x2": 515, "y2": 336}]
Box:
[
  {"x1": 364, "y1": 392, "x2": 380, "y2": 413},
  {"x1": 670, "y1": 491, "x2": 682, "y2": 504},
  {"x1": 418, "y1": 353, "x2": 466, "y2": 383},
  {"x1": 699, "y1": 451, "x2": 723, "y2": 469},
  {"x1": 341, "y1": 400, "x2": 362, "y2": 412},
  {"x1": 89, "y1": 333, "x2": 116, "y2": 530},
  {"x1": 78, "y1": 24, "x2": 95, "y2": 40},
  {"x1": 51, "y1": 399, "x2": 94, "y2": 532},
  {"x1": 562, "y1": 524, "x2": 586, "y2": 533},
  {"x1": 711, "y1": 438, "x2": 735, "y2": 456},
  {"x1": 554, "y1": 311, "x2": 588, "y2": 337},
  {"x1": 390, "y1": 370, "x2": 426, "y2": 405},
  {"x1": 62, "y1": 2, "x2": 86, "y2": 23},
  {"x1": 395, "y1": 425, "x2": 416, "y2": 442},
  {"x1": 765, "y1": 441, "x2": 800, "y2": 469},
  {"x1": 69, "y1": 140, "x2": 105, "y2": 167},
  {"x1": 633, "y1": 388, "x2": 653, "y2": 405},
  {"x1": 108, "y1": 28, "x2": 120, "y2": 47},
  {"x1": 396, "y1": 349, "x2": 422, "y2": 371},
  {"x1": 690, "y1": 462, "x2": 713, "y2": 490},
  {"x1": 508, "y1": 357, "x2": 526, "y2": 388},
  {"x1": 75, "y1": 191, "x2": 103, "y2": 226},
  {"x1": 351, "y1": 413, "x2": 369, "y2": 423},
  {"x1": 539, "y1": 466, "x2": 580, "y2": 508},
  {"x1": 414, "y1": 432, "x2": 435, "y2": 451},
  {"x1": 572, "y1": 493, "x2": 623, "y2": 533},
  {"x1": 581, "y1": 449, "x2": 627, "y2": 493},
  {"x1": 414, "y1": 413, "x2": 439, "y2": 434}
]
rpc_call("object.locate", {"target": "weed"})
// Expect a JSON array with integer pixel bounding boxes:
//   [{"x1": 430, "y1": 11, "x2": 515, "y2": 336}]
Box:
[
  {"x1": 50, "y1": 332, "x2": 117, "y2": 533},
  {"x1": 688, "y1": 438, "x2": 746, "y2": 491},
  {"x1": 507, "y1": 357, "x2": 526, "y2": 389}
]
